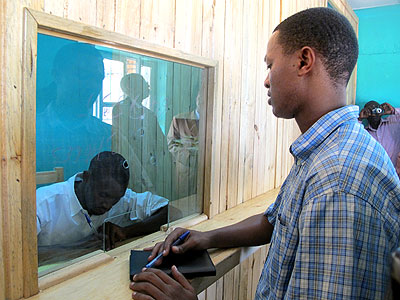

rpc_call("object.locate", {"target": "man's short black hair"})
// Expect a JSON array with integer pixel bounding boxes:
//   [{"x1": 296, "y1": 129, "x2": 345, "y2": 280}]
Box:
[
  {"x1": 274, "y1": 7, "x2": 358, "y2": 85},
  {"x1": 88, "y1": 151, "x2": 130, "y2": 187}
]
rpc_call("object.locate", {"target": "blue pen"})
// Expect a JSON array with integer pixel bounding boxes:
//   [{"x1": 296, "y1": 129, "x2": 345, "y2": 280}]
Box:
[
  {"x1": 82, "y1": 211, "x2": 98, "y2": 236},
  {"x1": 145, "y1": 230, "x2": 190, "y2": 268}
]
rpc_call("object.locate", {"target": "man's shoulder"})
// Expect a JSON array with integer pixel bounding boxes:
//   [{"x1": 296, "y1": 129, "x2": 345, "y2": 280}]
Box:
[
  {"x1": 36, "y1": 181, "x2": 72, "y2": 205},
  {"x1": 309, "y1": 121, "x2": 399, "y2": 195}
]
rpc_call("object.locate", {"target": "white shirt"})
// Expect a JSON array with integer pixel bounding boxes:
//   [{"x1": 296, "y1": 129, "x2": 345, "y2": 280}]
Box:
[{"x1": 36, "y1": 174, "x2": 168, "y2": 246}]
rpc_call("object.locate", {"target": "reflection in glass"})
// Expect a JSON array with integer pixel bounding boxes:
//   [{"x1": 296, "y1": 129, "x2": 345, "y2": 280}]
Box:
[{"x1": 36, "y1": 33, "x2": 205, "y2": 272}]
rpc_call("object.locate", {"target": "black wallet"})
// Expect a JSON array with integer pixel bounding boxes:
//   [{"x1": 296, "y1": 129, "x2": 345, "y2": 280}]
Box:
[{"x1": 129, "y1": 249, "x2": 216, "y2": 280}]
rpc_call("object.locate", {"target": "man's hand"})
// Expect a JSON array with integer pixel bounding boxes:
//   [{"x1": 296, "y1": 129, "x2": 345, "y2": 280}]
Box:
[
  {"x1": 359, "y1": 107, "x2": 371, "y2": 120},
  {"x1": 381, "y1": 102, "x2": 395, "y2": 115},
  {"x1": 130, "y1": 266, "x2": 198, "y2": 300},
  {"x1": 103, "y1": 222, "x2": 126, "y2": 250},
  {"x1": 144, "y1": 228, "x2": 210, "y2": 267}
]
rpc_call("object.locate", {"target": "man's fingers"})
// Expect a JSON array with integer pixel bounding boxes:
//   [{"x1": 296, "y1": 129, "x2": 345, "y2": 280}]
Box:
[
  {"x1": 143, "y1": 246, "x2": 154, "y2": 251},
  {"x1": 132, "y1": 269, "x2": 171, "y2": 295},
  {"x1": 147, "y1": 243, "x2": 163, "y2": 261},
  {"x1": 163, "y1": 228, "x2": 187, "y2": 255},
  {"x1": 130, "y1": 280, "x2": 163, "y2": 299},
  {"x1": 131, "y1": 291, "x2": 154, "y2": 300},
  {"x1": 171, "y1": 265, "x2": 194, "y2": 291}
]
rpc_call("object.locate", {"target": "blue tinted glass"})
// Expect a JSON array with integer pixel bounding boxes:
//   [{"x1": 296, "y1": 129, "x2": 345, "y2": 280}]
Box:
[{"x1": 36, "y1": 33, "x2": 204, "y2": 271}]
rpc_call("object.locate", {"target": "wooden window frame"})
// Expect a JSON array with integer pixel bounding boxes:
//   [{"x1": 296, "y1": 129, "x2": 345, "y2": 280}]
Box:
[{"x1": 22, "y1": 8, "x2": 217, "y2": 296}]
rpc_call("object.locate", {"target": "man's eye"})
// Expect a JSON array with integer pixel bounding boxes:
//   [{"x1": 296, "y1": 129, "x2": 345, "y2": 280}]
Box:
[{"x1": 267, "y1": 64, "x2": 272, "y2": 69}]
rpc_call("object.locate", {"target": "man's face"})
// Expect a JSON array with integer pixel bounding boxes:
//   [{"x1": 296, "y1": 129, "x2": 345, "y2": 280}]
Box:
[
  {"x1": 365, "y1": 102, "x2": 382, "y2": 124},
  {"x1": 264, "y1": 31, "x2": 301, "y2": 119},
  {"x1": 83, "y1": 175, "x2": 126, "y2": 216}
]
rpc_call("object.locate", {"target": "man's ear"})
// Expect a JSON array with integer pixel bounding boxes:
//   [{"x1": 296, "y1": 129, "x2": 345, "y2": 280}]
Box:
[
  {"x1": 297, "y1": 46, "x2": 315, "y2": 76},
  {"x1": 82, "y1": 170, "x2": 90, "y2": 182}
]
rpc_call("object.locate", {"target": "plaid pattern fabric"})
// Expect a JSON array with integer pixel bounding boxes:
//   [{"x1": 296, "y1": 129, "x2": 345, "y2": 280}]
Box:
[{"x1": 255, "y1": 105, "x2": 400, "y2": 299}]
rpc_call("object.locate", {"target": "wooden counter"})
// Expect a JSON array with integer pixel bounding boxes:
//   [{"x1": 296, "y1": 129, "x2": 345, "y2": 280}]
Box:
[{"x1": 28, "y1": 189, "x2": 278, "y2": 300}]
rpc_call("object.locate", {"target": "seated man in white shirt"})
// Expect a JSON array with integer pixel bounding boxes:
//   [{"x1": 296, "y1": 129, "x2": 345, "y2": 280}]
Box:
[{"x1": 36, "y1": 151, "x2": 169, "y2": 250}]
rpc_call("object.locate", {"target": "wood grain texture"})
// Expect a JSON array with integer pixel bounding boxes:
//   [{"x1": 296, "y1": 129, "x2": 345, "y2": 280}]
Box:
[
  {"x1": 95, "y1": 0, "x2": 115, "y2": 31},
  {"x1": 237, "y1": 0, "x2": 258, "y2": 204},
  {"x1": 225, "y1": 0, "x2": 244, "y2": 210},
  {"x1": 22, "y1": 8, "x2": 40, "y2": 297},
  {"x1": 2, "y1": 0, "x2": 358, "y2": 298},
  {"x1": 175, "y1": 0, "x2": 202, "y2": 55},
  {"x1": 201, "y1": 0, "x2": 226, "y2": 218},
  {"x1": 2, "y1": 0, "x2": 26, "y2": 298},
  {"x1": 114, "y1": 0, "x2": 141, "y2": 38},
  {"x1": 140, "y1": 0, "x2": 175, "y2": 48},
  {"x1": 0, "y1": 0, "x2": 7, "y2": 297}
]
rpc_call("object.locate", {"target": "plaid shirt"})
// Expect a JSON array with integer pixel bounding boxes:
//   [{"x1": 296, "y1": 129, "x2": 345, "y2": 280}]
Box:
[{"x1": 256, "y1": 105, "x2": 400, "y2": 299}]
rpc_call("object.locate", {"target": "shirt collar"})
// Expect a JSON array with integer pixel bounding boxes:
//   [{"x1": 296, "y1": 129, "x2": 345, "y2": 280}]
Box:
[
  {"x1": 68, "y1": 173, "x2": 85, "y2": 217},
  {"x1": 290, "y1": 105, "x2": 359, "y2": 161}
]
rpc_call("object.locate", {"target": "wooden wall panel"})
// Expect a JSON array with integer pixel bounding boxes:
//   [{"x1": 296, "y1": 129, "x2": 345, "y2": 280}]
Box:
[
  {"x1": 2, "y1": 1, "x2": 28, "y2": 298},
  {"x1": 96, "y1": 0, "x2": 115, "y2": 31},
  {"x1": 223, "y1": 0, "x2": 244, "y2": 210},
  {"x1": 114, "y1": 0, "x2": 141, "y2": 38},
  {"x1": 175, "y1": 0, "x2": 203, "y2": 55},
  {"x1": 201, "y1": 0, "x2": 225, "y2": 217},
  {"x1": 252, "y1": 0, "x2": 277, "y2": 195},
  {"x1": 0, "y1": 0, "x2": 7, "y2": 297},
  {"x1": 67, "y1": 0, "x2": 97, "y2": 25},
  {"x1": 0, "y1": 0, "x2": 358, "y2": 298},
  {"x1": 237, "y1": 0, "x2": 258, "y2": 204},
  {"x1": 43, "y1": 0, "x2": 67, "y2": 17},
  {"x1": 140, "y1": 0, "x2": 175, "y2": 48}
]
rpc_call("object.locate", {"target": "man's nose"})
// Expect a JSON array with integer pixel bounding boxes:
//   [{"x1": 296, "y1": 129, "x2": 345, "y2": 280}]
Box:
[{"x1": 264, "y1": 74, "x2": 270, "y2": 89}]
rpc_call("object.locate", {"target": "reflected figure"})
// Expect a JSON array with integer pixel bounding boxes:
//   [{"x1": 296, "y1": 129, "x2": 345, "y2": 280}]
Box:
[
  {"x1": 36, "y1": 41, "x2": 111, "y2": 180},
  {"x1": 167, "y1": 94, "x2": 200, "y2": 198},
  {"x1": 359, "y1": 101, "x2": 400, "y2": 177},
  {"x1": 36, "y1": 151, "x2": 168, "y2": 251},
  {"x1": 112, "y1": 73, "x2": 169, "y2": 195}
]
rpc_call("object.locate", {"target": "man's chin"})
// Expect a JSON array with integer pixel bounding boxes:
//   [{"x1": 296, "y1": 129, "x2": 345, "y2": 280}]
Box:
[{"x1": 90, "y1": 209, "x2": 107, "y2": 215}]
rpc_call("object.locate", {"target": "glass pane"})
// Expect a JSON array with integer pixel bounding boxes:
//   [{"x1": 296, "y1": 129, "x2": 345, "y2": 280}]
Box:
[{"x1": 35, "y1": 33, "x2": 205, "y2": 272}]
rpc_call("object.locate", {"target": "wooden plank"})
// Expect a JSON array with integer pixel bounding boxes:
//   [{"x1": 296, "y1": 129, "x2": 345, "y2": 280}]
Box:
[
  {"x1": 251, "y1": 248, "x2": 262, "y2": 298},
  {"x1": 201, "y1": 0, "x2": 225, "y2": 217},
  {"x1": 96, "y1": 0, "x2": 115, "y2": 31},
  {"x1": 22, "y1": 8, "x2": 39, "y2": 297},
  {"x1": 232, "y1": 264, "x2": 240, "y2": 300},
  {"x1": 253, "y1": 0, "x2": 277, "y2": 195},
  {"x1": 205, "y1": 281, "x2": 217, "y2": 300},
  {"x1": 171, "y1": 63, "x2": 181, "y2": 204},
  {"x1": 223, "y1": 0, "x2": 244, "y2": 210},
  {"x1": 196, "y1": 69, "x2": 208, "y2": 215},
  {"x1": 66, "y1": 0, "x2": 96, "y2": 25},
  {"x1": 160, "y1": 213, "x2": 208, "y2": 232},
  {"x1": 175, "y1": 0, "x2": 203, "y2": 55},
  {"x1": 223, "y1": 268, "x2": 234, "y2": 300},
  {"x1": 0, "y1": 0, "x2": 7, "y2": 297},
  {"x1": 140, "y1": 0, "x2": 175, "y2": 48},
  {"x1": 202, "y1": 68, "x2": 216, "y2": 217},
  {"x1": 197, "y1": 290, "x2": 206, "y2": 300},
  {"x1": 239, "y1": 255, "x2": 253, "y2": 299},
  {"x1": 39, "y1": 252, "x2": 113, "y2": 291},
  {"x1": 114, "y1": 0, "x2": 141, "y2": 38},
  {"x1": 29, "y1": 9, "x2": 217, "y2": 68},
  {"x1": 238, "y1": 0, "x2": 258, "y2": 203},
  {"x1": 1, "y1": 0, "x2": 26, "y2": 298},
  {"x1": 215, "y1": 276, "x2": 224, "y2": 300},
  {"x1": 43, "y1": 0, "x2": 66, "y2": 17},
  {"x1": 163, "y1": 61, "x2": 174, "y2": 202}
]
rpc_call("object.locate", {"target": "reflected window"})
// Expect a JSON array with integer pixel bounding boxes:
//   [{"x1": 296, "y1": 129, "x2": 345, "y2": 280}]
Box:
[{"x1": 35, "y1": 33, "x2": 205, "y2": 273}]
